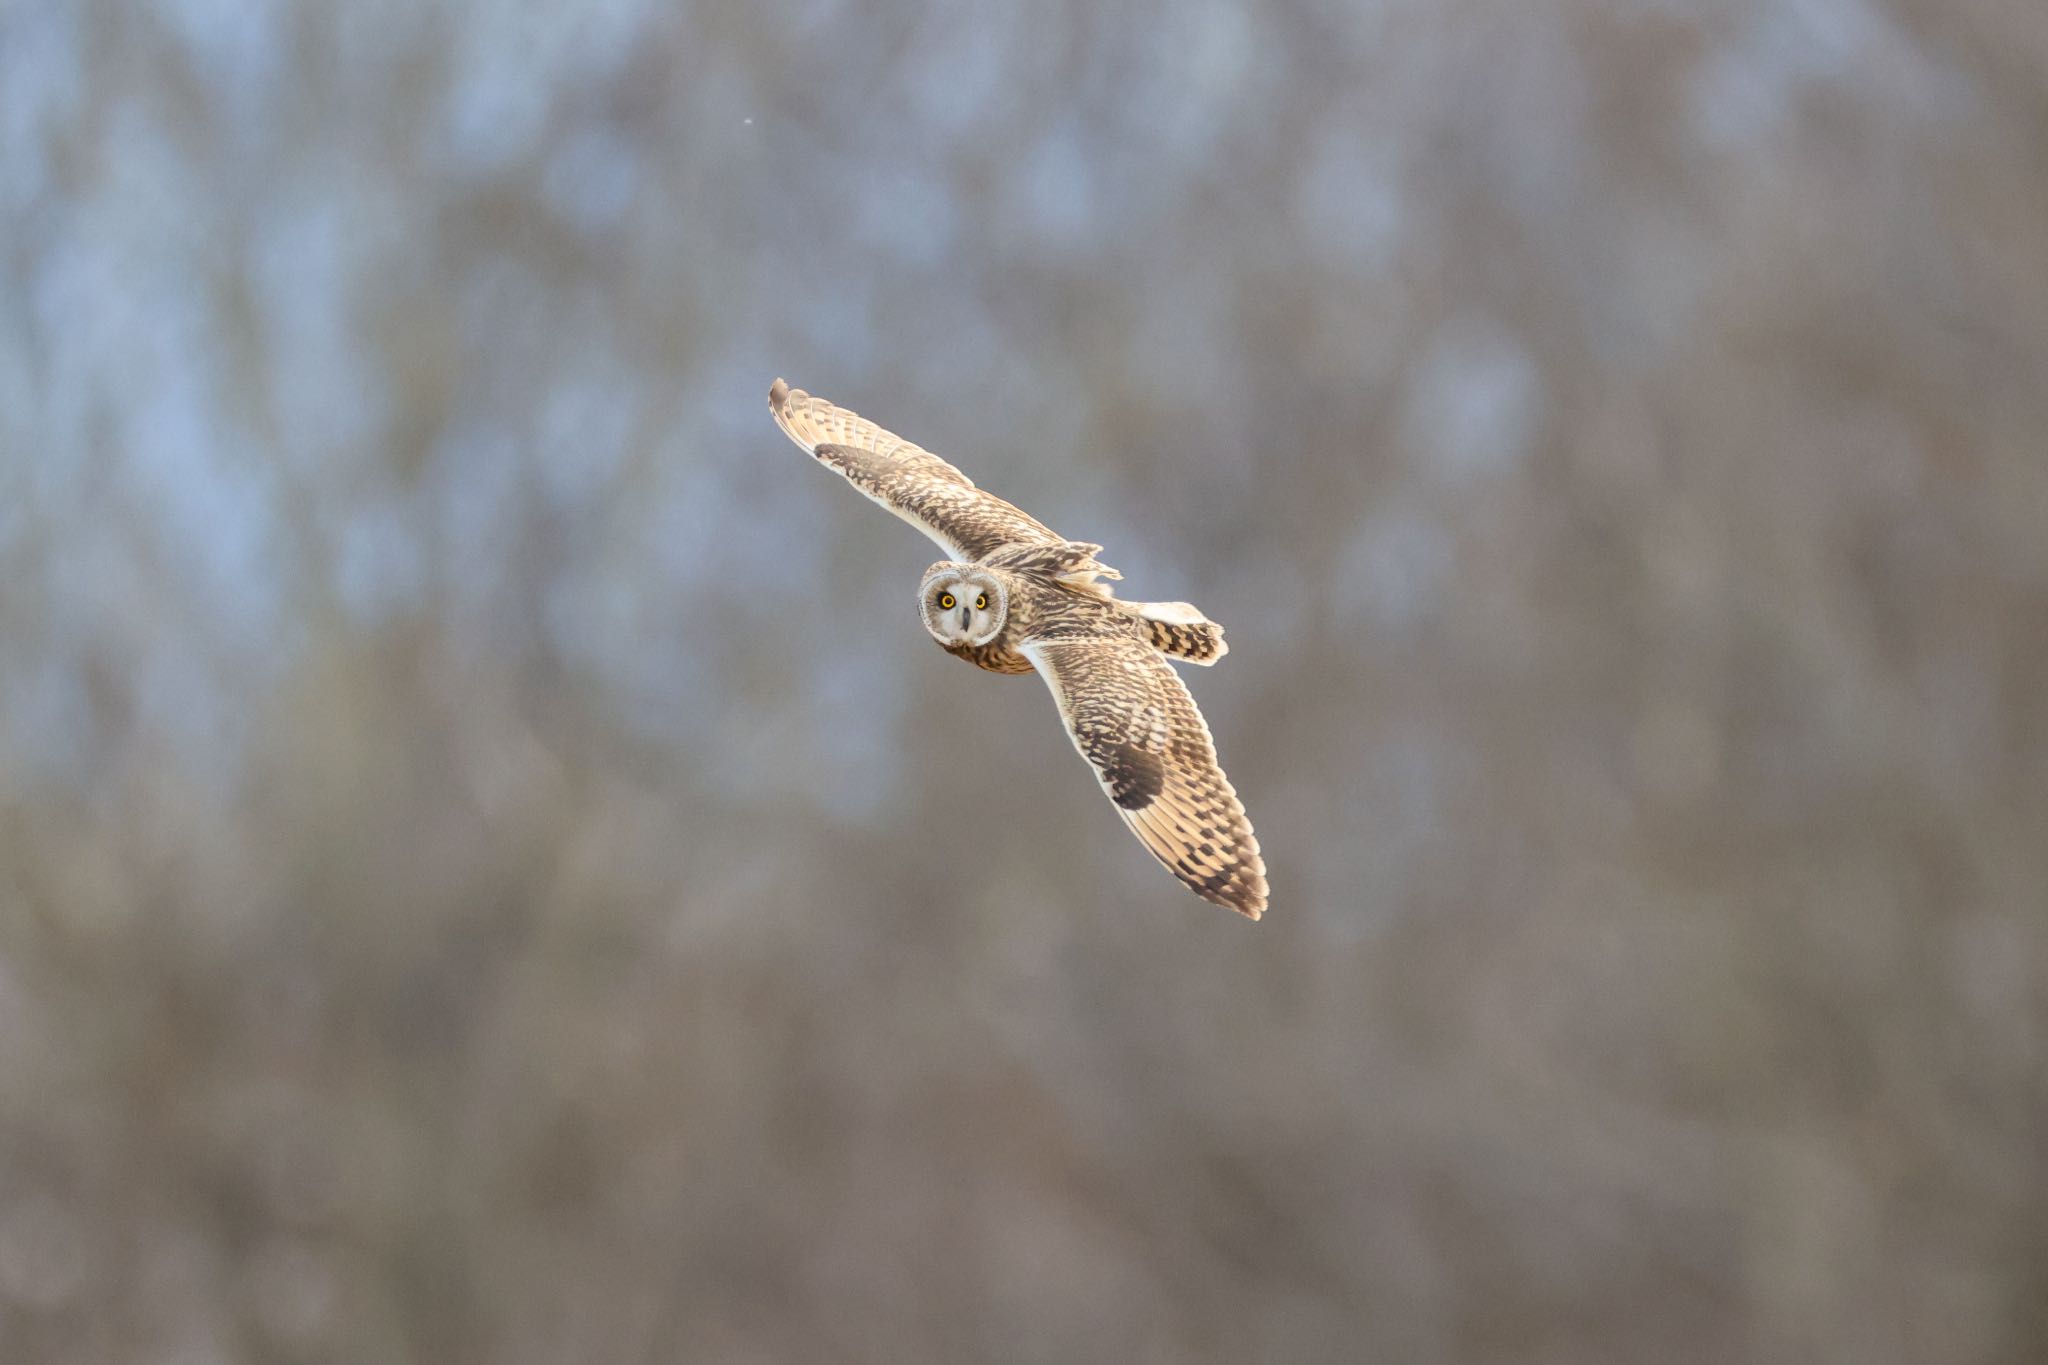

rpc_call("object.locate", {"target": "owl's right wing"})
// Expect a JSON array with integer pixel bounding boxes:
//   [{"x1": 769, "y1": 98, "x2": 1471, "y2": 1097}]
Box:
[
  {"x1": 1023, "y1": 636, "x2": 1268, "y2": 919},
  {"x1": 770, "y1": 379, "x2": 1066, "y2": 562}
]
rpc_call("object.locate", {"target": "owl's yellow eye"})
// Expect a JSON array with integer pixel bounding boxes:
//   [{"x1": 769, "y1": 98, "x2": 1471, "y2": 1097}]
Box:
[
  {"x1": 974, "y1": 592, "x2": 989, "y2": 611},
  {"x1": 938, "y1": 592, "x2": 956, "y2": 610}
]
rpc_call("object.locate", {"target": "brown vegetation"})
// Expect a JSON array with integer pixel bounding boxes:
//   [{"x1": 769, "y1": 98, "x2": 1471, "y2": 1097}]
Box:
[{"x1": 2, "y1": 2, "x2": 2045, "y2": 1361}]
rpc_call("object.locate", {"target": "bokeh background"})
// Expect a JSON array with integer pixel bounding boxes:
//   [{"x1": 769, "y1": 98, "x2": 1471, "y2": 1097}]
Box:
[{"x1": 4, "y1": 1, "x2": 2047, "y2": 1361}]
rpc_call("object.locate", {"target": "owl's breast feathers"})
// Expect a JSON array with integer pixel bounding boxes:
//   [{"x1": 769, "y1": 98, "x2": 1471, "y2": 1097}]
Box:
[
  {"x1": 946, "y1": 564, "x2": 1127, "y2": 675},
  {"x1": 946, "y1": 640, "x2": 1036, "y2": 674}
]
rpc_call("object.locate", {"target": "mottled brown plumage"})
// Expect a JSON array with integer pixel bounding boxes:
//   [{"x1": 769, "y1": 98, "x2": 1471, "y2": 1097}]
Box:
[
  {"x1": 1025, "y1": 637, "x2": 1265, "y2": 917},
  {"x1": 769, "y1": 379, "x2": 1267, "y2": 919}
]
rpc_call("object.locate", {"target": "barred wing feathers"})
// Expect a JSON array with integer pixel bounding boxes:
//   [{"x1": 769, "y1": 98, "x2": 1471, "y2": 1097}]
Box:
[
  {"x1": 1023, "y1": 636, "x2": 1268, "y2": 918},
  {"x1": 770, "y1": 379, "x2": 1065, "y2": 562}
]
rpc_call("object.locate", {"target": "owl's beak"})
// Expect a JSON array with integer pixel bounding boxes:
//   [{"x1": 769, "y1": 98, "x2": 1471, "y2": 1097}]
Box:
[{"x1": 958, "y1": 606, "x2": 972, "y2": 634}]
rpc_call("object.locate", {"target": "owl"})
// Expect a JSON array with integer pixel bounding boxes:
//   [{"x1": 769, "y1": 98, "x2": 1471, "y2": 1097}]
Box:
[{"x1": 768, "y1": 379, "x2": 1268, "y2": 919}]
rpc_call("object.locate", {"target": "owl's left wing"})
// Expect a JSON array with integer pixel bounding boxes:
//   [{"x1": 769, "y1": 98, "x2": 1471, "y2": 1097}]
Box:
[
  {"x1": 770, "y1": 379, "x2": 1065, "y2": 561},
  {"x1": 1023, "y1": 636, "x2": 1268, "y2": 919}
]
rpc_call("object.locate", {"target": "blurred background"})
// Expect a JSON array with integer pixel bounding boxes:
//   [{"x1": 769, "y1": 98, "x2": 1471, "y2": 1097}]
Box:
[{"x1": 3, "y1": 1, "x2": 2046, "y2": 1361}]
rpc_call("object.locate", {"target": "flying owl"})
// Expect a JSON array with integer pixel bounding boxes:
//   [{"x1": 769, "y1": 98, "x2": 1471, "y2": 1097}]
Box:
[{"x1": 768, "y1": 378, "x2": 1268, "y2": 919}]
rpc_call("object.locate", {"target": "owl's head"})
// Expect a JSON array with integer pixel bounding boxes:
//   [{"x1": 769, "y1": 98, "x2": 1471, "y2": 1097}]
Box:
[{"x1": 918, "y1": 563, "x2": 1007, "y2": 648}]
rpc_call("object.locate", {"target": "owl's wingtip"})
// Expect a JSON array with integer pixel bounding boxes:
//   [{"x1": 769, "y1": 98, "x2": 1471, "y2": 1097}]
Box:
[
  {"x1": 769, "y1": 377, "x2": 791, "y2": 407},
  {"x1": 1219, "y1": 864, "x2": 1268, "y2": 919}
]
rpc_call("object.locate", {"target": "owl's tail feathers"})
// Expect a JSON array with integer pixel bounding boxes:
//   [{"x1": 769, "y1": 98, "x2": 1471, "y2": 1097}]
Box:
[{"x1": 1137, "y1": 601, "x2": 1228, "y2": 665}]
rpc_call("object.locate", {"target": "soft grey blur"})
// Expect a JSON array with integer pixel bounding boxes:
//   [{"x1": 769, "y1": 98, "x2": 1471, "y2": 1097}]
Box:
[{"x1": 4, "y1": 1, "x2": 2046, "y2": 1362}]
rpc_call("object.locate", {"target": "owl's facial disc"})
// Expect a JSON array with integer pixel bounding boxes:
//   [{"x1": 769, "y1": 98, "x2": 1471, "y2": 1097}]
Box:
[{"x1": 920, "y1": 565, "x2": 1004, "y2": 648}]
